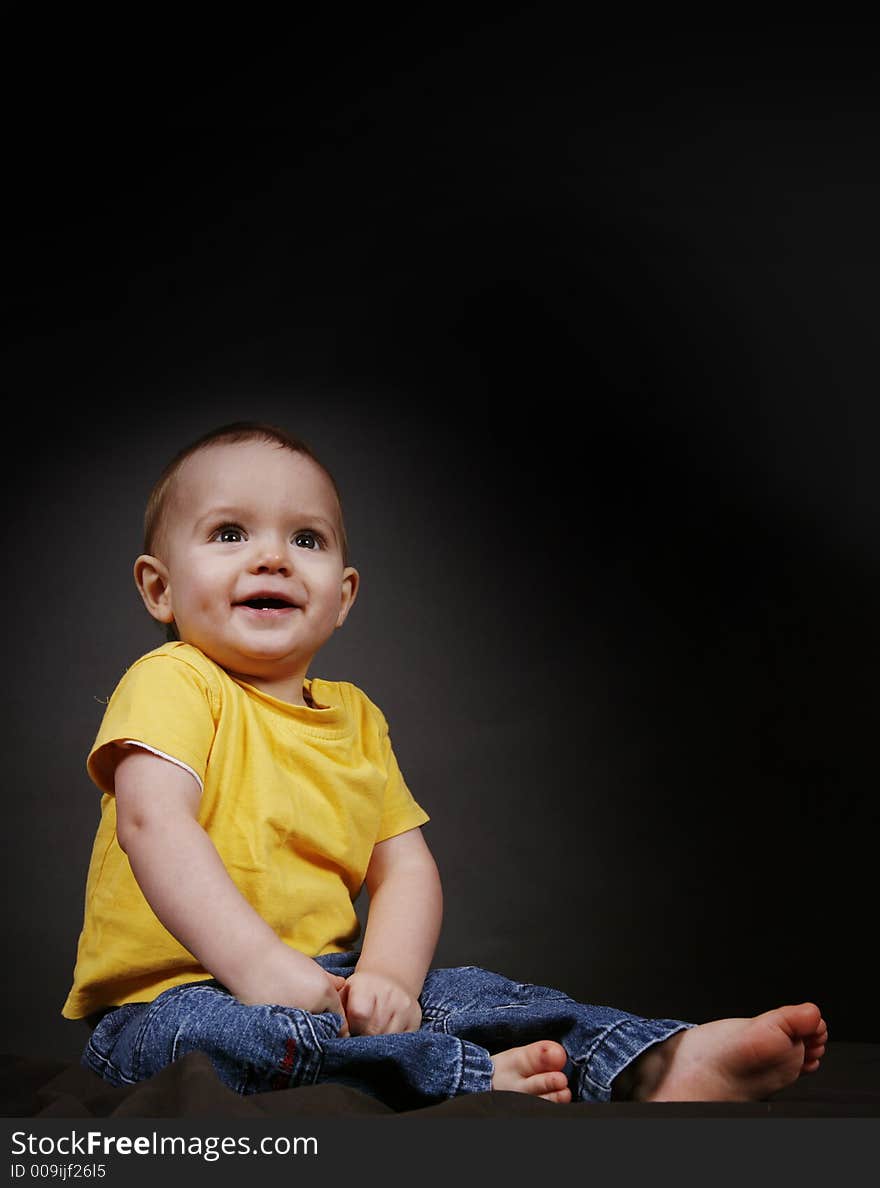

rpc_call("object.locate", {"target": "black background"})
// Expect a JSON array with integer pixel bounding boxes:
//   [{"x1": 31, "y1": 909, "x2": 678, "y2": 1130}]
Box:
[{"x1": 3, "y1": 14, "x2": 878, "y2": 1063}]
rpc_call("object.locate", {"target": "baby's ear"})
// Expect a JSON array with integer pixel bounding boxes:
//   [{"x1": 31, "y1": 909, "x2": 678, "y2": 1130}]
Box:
[
  {"x1": 335, "y1": 566, "x2": 360, "y2": 629},
  {"x1": 134, "y1": 554, "x2": 175, "y2": 624}
]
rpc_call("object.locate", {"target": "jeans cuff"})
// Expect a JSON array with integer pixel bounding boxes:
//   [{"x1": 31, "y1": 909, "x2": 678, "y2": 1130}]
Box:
[
  {"x1": 575, "y1": 1017, "x2": 695, "y2": 1102},
  {"x1": 455, "y1": 1039, "x2": 495, "y2": 1096}
]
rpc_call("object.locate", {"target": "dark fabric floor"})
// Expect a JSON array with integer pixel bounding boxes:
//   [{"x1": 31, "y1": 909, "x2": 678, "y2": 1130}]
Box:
[{"x1": 3, "y1": 1041, "x2": 879, "y2": 1118}]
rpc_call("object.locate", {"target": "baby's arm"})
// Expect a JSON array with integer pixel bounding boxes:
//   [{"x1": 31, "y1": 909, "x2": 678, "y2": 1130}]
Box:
[
  {"x1": 342, "y1": 827, "x2": 443, "y2": 1036},
  {"x1": 114, "y1": 747, "x2": 348, "y2": 1029}
]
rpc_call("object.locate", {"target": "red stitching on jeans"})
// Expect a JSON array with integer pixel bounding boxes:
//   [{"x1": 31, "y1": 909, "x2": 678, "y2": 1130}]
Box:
[{"x1": 270, "y1": 1037, "x2": 298, "y2": 1090}]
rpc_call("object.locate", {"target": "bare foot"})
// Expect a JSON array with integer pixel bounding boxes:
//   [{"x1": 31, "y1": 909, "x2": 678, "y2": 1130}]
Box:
[
  {"x1": 626, "y1": 1002, "x2": 828, "y2": 1102},
  {"x1": 491, "y1": 1040, "x2": 572, "y2": 1103}
]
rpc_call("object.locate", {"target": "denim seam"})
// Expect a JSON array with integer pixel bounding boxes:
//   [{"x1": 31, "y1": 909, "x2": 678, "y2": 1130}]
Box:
[
  {"x1": 84, "y1": 1039, "x2": 140, "y2": 1087},
  {"x1": 438, "y1": 999, "x2": 569, "y2": 1029},
  {"x1": 429, "y1": 1003, "x2": 541, "y2": 1097},
  {"x1": 292, "y1": 1009, "x2": 335, "y2": 1086},
  {"x1": 569, "y1": 1019, "x2": 628, "y2": 1098},
  {"x1": 420, "y1": 1008, "x2": 450, "y2": 1028},
  {"x1": 132, "y1": 995, "x2": 177, "y2": 1080},
  {"x1": 161, "y1": 985, "x2": 221, "y2": 1072},
  {"x1": 120, "y1": 983, "x2": 219, "y2": 1083}
]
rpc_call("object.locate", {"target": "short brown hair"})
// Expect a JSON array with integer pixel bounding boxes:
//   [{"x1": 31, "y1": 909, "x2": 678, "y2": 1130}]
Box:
[{"x1": 143, "y1": 422, "x2": 349, "y2": 562}]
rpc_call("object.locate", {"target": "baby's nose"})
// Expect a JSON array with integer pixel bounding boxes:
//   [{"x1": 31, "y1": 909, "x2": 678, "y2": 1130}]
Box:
[{"x1": 252, "y1": 547, "x2": 291, "y2": 574}]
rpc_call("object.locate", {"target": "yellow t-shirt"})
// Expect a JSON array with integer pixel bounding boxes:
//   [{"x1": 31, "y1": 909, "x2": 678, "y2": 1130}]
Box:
[{"x1": 62, "y1": 642, "x2": 429, "y2": 1019}]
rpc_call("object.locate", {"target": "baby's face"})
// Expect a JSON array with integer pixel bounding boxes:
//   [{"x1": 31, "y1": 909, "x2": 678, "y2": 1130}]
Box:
[{"x1": 150, "y1": 440, "x2": 357, "y2": 701}]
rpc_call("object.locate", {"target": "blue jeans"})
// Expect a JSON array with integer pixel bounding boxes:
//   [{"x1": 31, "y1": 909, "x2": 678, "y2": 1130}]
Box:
[{"x1": 83, "y1": 955, "x2": 691, "y2": 1109}]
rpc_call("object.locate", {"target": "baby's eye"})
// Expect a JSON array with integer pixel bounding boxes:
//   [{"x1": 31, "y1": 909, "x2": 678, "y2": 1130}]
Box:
[
  {"x1": 212, "y1": 525, "x2": 246, "y2": 543},
  {"x1": 293, "y1": 530, "x2": 321, "y2": 550}
]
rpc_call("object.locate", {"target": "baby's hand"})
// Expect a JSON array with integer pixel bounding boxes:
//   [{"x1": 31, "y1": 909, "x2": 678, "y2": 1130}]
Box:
[
  {"x1": 233, "y1": 946, "x2": 350, "y2": 1035},
  {"x1": 340, "y1": 969, "x2": 422, "y2": 1036}
]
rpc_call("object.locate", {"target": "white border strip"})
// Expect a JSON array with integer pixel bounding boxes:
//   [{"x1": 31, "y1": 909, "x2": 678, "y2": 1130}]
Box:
[{"x1": 122, "y1": 740, "x2": 204, "y2": 792}]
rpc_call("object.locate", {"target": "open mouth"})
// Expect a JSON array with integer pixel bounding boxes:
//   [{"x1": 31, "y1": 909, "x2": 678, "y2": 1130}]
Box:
[
  {"x1": 235, "y1": 595, "x2": 299, "y2": 613},
  {"x1": 239, "y1": 598, "x2": 294, "y2": 610}
]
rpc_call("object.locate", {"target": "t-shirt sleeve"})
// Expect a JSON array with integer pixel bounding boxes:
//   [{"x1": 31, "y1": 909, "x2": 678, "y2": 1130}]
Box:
[
  {"x1": 375, "y1": 721, "x2": 430, "y2": 843},
  {"x1": 87, "y1": 652, "x2": 219, "y2": 795}
]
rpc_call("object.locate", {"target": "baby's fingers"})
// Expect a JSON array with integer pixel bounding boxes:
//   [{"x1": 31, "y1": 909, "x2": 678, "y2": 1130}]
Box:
[
  {"x1": 345, "y1": 990, "x2": 380, "y2": 1035},
  {"x1": 388, "y1": 1001, "x2": 422, "y2": 1034}
]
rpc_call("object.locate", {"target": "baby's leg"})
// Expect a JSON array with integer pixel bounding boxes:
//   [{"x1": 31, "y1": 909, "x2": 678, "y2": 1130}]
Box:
[
  {"x1": 487, "y1": 1002, "x2": 828, "y2": 1103},
  {"x1": 419, "y1": 964, "x2": 686, "y2": 1103},
  {"x1": 84, "y1": 977, "x2": 498, "y2": 1109},
  {"x1": 82, "y1": 980, "x2": 339, "y2": 1093},
  {"x1": 420, "y1": 967, "x2": 827, "y2": 1104},
  {"x1": 616, "y1": 1002, "x2": 828, "y2": 1102}
]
